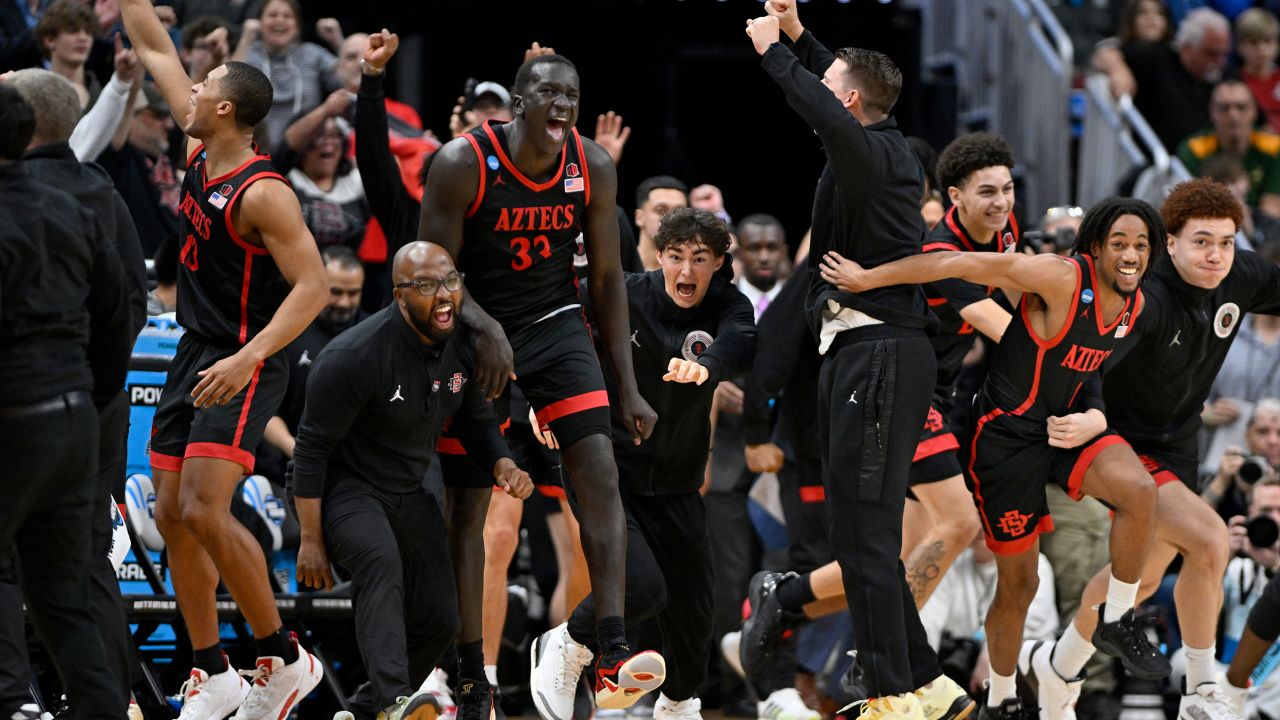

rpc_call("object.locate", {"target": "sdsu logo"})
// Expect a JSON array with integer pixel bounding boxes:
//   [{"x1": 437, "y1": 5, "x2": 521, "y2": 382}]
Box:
[
  {"x1": 1214, "y1": 302, "x2": 1241, "y2": 339},
  {"x1": 449, "y1": 373, "x2": 465, "y2": 393},
  {"x1": 681, "y1": 331, "x2": 714, "y2": 361}
]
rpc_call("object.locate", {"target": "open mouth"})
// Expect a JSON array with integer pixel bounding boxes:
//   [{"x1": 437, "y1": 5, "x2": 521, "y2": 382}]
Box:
[
  {"x1": 1117, "y1": 266, "x2": 1139, "y2": 279},
  {"x1": 432, "y1": 302, "x2": 454, "y2": 328},
  {"x1": 676, "y1": 283, "x2": 697, "y2": 300},
  {"x1": 547, "y1": 118, "x2": 567, "y2": 142}
]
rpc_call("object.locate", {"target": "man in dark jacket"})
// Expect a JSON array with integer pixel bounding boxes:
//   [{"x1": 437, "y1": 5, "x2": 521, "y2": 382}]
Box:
[{"x1": 543, "y1": 208, "x2": 756, "y2": 720}]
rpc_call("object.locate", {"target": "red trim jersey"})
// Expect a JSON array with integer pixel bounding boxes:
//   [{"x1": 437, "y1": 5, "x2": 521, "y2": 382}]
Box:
[
  {"x1": 977, "y1": 254, "x2": 1141, "y2": 438},
  {"x1": 176, "y1": 145, "x2": 290, "y2": 346},
  {"x1": 923, "y1": 205, "x2": 1018, "y2": 408},
  {"x1": 459, "y1": 120, "x2": 591, "y2": 329}
]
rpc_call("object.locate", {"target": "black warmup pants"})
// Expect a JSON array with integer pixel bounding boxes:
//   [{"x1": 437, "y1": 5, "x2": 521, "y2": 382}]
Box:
[
  {"x1": 818, "y1": 330, "x2": 942, "y2": 697},
  {"x1": 567, "y1": 490, "x2": 714, "y2": 701},
  {"x1": 321, "y1": 482, "x2": 459, "y2": 716},
  {"x1": 0, "y1": 398, "x2": 124, "y2": 720},
  {"x1": 90, "y1": 393, "x2": 135, "y2": 703}
]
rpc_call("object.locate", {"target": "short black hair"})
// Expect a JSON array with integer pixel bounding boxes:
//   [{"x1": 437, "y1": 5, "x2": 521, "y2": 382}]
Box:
[
  {"x1": 0, "y1": 85, "x2": 35, "y2": 161},
  {"x1": 181, "y1": 15, "x2": 234, "y2": 52},
  {"x1": 322, "y1": 244, "x2": 363, "y2": 271},
  {"x1": 833, "y1": 47, "x2": 902, "y2": 116},
  {"x1": 935, "y1": 132, "x2": 1015, "y2": 191},
  {"x1": 513, "y1": 55, "x2": 578, "y2": 95},
  {"x1": 906, "y1": 136, "x2": 939, "y2": 194},
  {"x1": 654, "y1": 208, "x2": 732, "y2": 256},
  {"x1": 220, "y1": 61, "x2": 273, "y2": 129},
  {"x1": 737, "y1": 213, "x2": 785, "y2": 238},
  {"x1": 635, "y1": 175, "x2": 688, "y2": 210},
  {"x1": 1071, "y1": 196, "x2": 1167, "y2": 262}
]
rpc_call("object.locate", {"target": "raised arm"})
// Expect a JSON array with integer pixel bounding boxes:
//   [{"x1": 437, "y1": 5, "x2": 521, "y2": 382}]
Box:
[
  {"x1": 119, "y1": 0, "x2": 193, "y2": 130},
  {"x1": 581, "y1": 138, "x2": 657, "y2": 443},
  {"x1": 191, "y1": 180, "x2": 327, "y2": 408},
  {"x1": 418, "y1": 138, "x2": 515, "y2": 399},
  {"x1": 819, "y1": 248, "x2": 1077, "y2": 302},
  {"x1": 355, "y1": 29, "x2": 418, "y2": 251}
]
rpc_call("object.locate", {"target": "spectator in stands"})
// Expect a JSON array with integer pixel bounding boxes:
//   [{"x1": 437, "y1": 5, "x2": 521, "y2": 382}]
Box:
[
  {"x1": 1178, "y1": 80, "x2": 1280, "y2": 218},
  {"x1": 65, "y1": 32, "x2": 142, "y2": 162},
  {"x1": 735, "y1": 213, "x2": 790, "y2": 320},
  {"x1": 1094, "y1": 7, "x2": 1230, "y2": 150},
  {"x1": 448, "y1": 79, "x2": 514, "y2": 139},
  {"x1": 235, "y1": 0, "x2": 338, "y2": 148},
  {"x1": 634, "y1": 175, "x2": 689, "y2": 271},
  {"x1": 179, "y1": 15, "x2": 232, "y2": 83},
  {"x1": 1201, "y1": 154, "x2": 1280, "y2": 250},
  {"x1": 98, "y1": 81, "x2": 179, "y2": 257},
  {"x1": 277, "y1": 98, "x2": 371, "y2": 252},
  {"x1": 1219, "y1": 478, "x2": 1280, "y2": 720},
  {"x1": 35, "y1": 0, "x2": 97, "y2": 108},
  {"x1": 1236, "y1": 8, "x2": 1280, "y2": 133},
  {"x1": 159, "y1": 0, "x2": 262, "y2": 27},
  {"x1": 1204, "y1": 400, "x2": 1280, "y2": 521}
]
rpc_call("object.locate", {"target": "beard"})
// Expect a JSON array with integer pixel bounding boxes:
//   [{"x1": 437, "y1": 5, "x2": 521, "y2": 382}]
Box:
[{"x1": 407, "y1": 304, "x2": 456, "y2": 344}]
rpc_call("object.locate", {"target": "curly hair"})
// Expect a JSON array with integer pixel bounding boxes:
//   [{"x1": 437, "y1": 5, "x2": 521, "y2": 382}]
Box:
[
  {"x1": 654, "y1": 208, "x2": 731, "y2": 256},
  {"x1": 35, "y1": 0, "x2": 96, "y2": 59},
  {"x1": 1071, "y1": 196, "x2": 1167, "y2": 262},
  {"x1": 1160, "y1": 179, "x2": 1243, "y2": 235},
  {"x1": 935, "y1": 132, "x2": 1015, "y2": 191}
]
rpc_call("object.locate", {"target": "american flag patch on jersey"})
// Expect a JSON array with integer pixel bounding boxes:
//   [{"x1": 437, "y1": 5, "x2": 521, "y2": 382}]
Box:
[
  {"x1": 208, "y1": 191, "x2": 228, "y2": 209},
  {"x1": 564, "y1": 177, "x2": 584, "y2": 193}
]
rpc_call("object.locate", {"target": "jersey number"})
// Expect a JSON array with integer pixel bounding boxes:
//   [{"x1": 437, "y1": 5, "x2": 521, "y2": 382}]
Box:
[
  {"x1": 510, "y1": 235, "x2": 551, "y2": 271},
  {"x1": 180, "y1": 233, "x2": 199, "y2": 271}
]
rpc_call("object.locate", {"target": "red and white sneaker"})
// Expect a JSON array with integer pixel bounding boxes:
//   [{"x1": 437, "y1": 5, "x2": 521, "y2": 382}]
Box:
[
  {"x1": 232, "y1": 634, "x2": 324, "y2": 720},
  {"x1": 177, "y1": 655, "x2": 250, "y2": 720},
  {"x1": 594, "y1": 645, "x2": 666, "y2": 711}
]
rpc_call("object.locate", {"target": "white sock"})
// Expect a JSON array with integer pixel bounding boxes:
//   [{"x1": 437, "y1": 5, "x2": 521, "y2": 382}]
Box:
[
  {"x1": 1184, "y1": 645, "x2": 1216, "y2": 691},
  {"x1": 1103, "y1": 575, "x2": 1140, "y2": 623},
  {"x1": 484, "y1": 664, "x2": 498, "y2": 686},
  {"x1": 1051, "y1": 624, "x2": 1097, "y2": 679},
  {"x1": 987, "y1": 669, "x2": 1017, "y2": 707}
]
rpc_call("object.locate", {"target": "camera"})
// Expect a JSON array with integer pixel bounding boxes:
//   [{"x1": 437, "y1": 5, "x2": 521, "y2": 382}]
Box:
[
  {"x1": 1020, "y1": 227, "x2": 1076, "y2": 254},
  {"x1": 938, "y1": 635, "x2": 982, "y2": 686},
  {"x1": 1247, "y1": 514, "x2": 1280, "y2": 549},
  {"x1": 1239, "y1": 455, "x2": 1274, "y2": 485}
]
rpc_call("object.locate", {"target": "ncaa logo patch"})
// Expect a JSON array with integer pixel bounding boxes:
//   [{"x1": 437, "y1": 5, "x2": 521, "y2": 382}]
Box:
[
  {"x1": 1214, "y1": 302, "x2": 1241, "y2": 339},
  {"x1": 1080, "y1": 289, "x2": 1094, "y2": 305},
  {"x1": 487, "y1": 155, "x2": 500, "y2": 171},
  {"x1": 681, "y1": 330, "x2": 714, "y2": 361}
]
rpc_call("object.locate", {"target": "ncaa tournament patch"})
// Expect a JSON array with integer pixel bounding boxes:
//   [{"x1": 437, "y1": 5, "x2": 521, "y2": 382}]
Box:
[
  {"x1": 681, "y1": 330, "x2": 714, "y2": 361},
  {"x1": 1214, "y1": 302, "x2": 1241, "y2": 339},
  {"x1": 1080, "y1": 288, "x2": 1094, "y2": 305},
  {"x1": 486, "y1": 155, "x2": 500, "y2": 171}
]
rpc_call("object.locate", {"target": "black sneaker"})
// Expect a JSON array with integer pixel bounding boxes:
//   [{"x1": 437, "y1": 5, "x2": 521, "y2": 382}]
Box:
[
  {"x1": 739, "y1": 571, "x2": 804, "y2": 697},
  {"x1": 455, "y1": 678, "x2": 494, "y2": 720},
  {"x1": 977, "y1": 698, "x2": 1037, "y2": 720},
  {"x1": 1090, "y1": 607, "x2": 1171, "y2": 680}
]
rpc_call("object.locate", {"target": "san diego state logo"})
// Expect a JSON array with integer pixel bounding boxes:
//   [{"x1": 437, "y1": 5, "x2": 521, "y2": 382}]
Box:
[
  {"x1": 1214, "y1": 302, "x2": 1241, "y2": 339},
  {"x1": 681, "y1": 331, "x2": 713, "y2": 361},
  {"x1": 449, "y1": 373, "x2": 465, "y2": 393}
]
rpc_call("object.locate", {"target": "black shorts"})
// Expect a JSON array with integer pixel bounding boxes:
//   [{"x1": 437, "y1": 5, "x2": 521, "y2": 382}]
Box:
[
  {"x1": 150, "y1": 332, "x2": 288, "y2": 474},
  {"x1": 909, "y1": 402, "x2": 963, "y2": 488},
  {"x1": 966, "y1": 414, "x2": 1129, "y2": 556},
  {"x1": 1130, "y1": 436, "x2": 1198, "y2": 489}
]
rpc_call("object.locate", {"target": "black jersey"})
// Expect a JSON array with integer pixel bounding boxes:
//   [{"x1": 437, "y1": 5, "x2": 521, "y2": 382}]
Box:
[
  {"x1": 458, "y1": 120, "x2": 591, "y2": 330},
  {"x1": 923, "y1": 206, "x2": 1018, "y2": 408},
  {"x1": 979, "y1": 254, "x2": 1141, "y2": 438},
  {"x1": 175, "y1": 145, "x2": 290, "y2": 346}
]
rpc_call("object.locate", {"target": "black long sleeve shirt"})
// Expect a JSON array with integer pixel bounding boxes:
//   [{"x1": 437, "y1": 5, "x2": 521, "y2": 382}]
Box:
[
  {"x1": 290, "y1": 305, "x2": 510, "y2": 498},
  {"x1": 0, "y1": 163, "x2": 131, "y2": 408},
  {"x1": 741, "y1": 264, "x2": 821, "y2": 462},
  {"x1": 760, "y1": 32, "x2": 936, "y2": 340},
  {"x1": 23, "y1": 142, "x2": 149, "y2": 338},
  {"x1": 356, "y1": 71, "x2": 422, "y2": 258},
  {"x1": 603, "y1": 271, "x2": 757, "y2": 494},
  {"x1": 1104, "y1": 251, "x2": 1280, "y2": 447}
]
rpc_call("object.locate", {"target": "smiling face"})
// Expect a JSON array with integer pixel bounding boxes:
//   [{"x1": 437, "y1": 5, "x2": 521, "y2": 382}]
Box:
[
  {"x1": 1092, "y1": 213, "x2": 1151, "y2": 297},
  {"x1": 260, "y1": 0, "x2": 300, "y2": 53},
  {"x1": 1167, "y1": 216, "x2": 1237, "y2": 289},
  {"x1": 300, "y1": 118, "x2": 344, "y2": 182},
  {"x1": 658, "y1": 240, "x2": 724, "y2": 309},
  {"x1": 949, "y1": 165, "x2": 1014, "y2": 241},
  {"x1": 514, "y1": 62, "x2": 580, "y2": 156}
]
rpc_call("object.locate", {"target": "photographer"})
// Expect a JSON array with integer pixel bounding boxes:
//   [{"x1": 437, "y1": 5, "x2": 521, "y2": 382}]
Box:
[
  {"x1": 1020, "y1": 205, "x2": 1082, "y2": 255},
  {"x1": 1204, "y1": 399, "x2": 1280, "y2": 522},
  {"x1": 1217, "y1": 479, "x2": 1280, "y2": 718}
]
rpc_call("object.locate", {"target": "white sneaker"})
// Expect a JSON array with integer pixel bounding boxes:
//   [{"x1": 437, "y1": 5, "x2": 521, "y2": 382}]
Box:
[
  {"x1": 1018, "y1": 640, "x2": 1082, "y2": 720},
  {"x1": 529, "y1": 623, "x2": 594, "y2": 720},
  {"x1": 232, "y1": 636, "x2": 325, "y2": 720},
  {"x1": 1217, "y1": 674, "x2": 1248, "y2": 719},
  {"x1": 1179, "y1": 682, "x2": 1241, "y2": 720},
  {"x1": 178, "y1": 660, "x2": 250, "y2": 720},
  {"x1": 720, "y1": 632, "x2": 745, "y2": 679},
  {"x1": 418, "y1": 667, "x2": 457, "y2": 720},
  {"x1": 758, "y1": 688, "x2": 820, "y2": 720},
  {"x1": 654, "y1": 695, "x2": 702, "y2": 720}
]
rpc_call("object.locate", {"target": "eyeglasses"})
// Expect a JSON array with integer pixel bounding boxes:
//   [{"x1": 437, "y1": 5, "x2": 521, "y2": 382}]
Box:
[{"x1": 395, "y1": 272, "x2": 465, "y2": 296}]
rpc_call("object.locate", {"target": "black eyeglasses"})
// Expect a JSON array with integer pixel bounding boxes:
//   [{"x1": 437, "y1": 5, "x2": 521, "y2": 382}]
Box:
[{"x1": 395, "y1": 272, "x2": 465, "y2": 296}]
